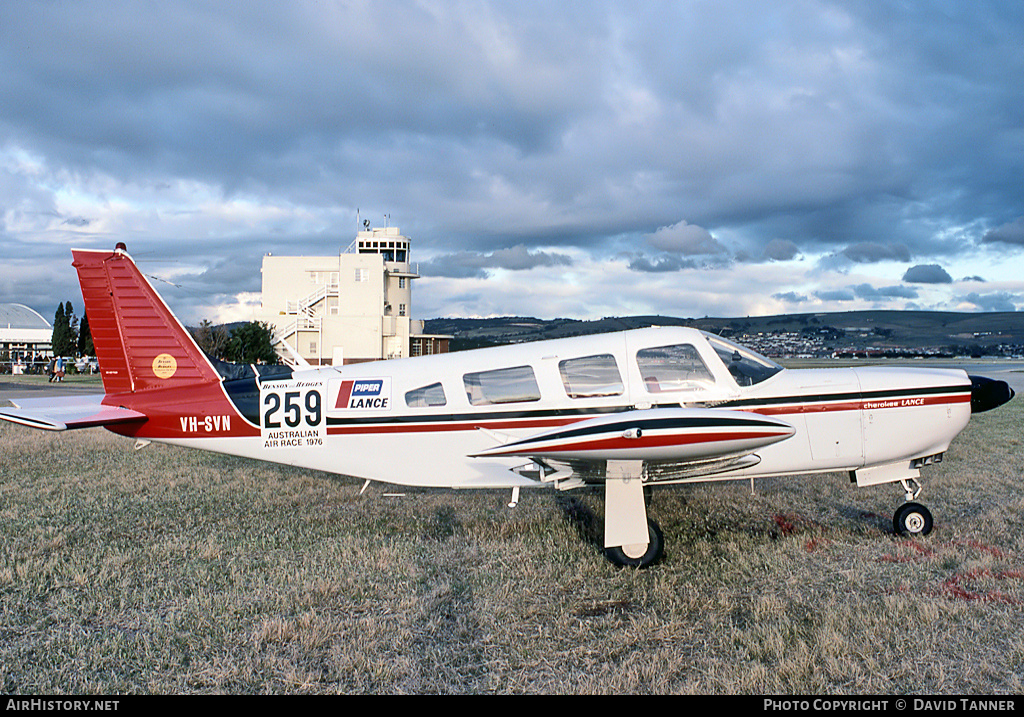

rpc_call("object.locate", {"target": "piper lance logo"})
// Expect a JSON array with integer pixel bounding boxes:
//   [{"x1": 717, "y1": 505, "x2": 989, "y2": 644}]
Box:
[
  {"x1": 152, "y1": 353, "x2": 177, "y2": 379},
  {"x1": 331, "y1": 378, "x2": 392, "y2": 410}
]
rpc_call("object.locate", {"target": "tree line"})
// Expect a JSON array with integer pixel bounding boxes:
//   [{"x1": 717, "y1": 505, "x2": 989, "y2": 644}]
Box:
[
  {"x1": 51, "y1": 302, "x2": 93, "y2": 357},
  {"x1": 51, "y1": 302, "x2": 279, "y2": 365},
  {"x1": 190, "y1": 320, "x2": 280, "y2": 365}
]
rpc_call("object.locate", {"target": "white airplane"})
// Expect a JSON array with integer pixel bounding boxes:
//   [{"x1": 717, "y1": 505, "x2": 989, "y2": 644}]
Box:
[{"x1": 0, "y1": 246, "x2": 1014, "y2": 567}]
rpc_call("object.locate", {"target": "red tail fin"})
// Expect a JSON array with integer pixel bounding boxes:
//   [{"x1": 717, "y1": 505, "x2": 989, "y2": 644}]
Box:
[{"x1": 72, "y1": 247, "x2": 221, "y2": 395}]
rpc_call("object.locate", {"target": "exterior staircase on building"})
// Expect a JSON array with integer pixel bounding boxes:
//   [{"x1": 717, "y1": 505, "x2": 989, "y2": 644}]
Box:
[{"x1": 273, "y1": 284, "x2": 332, "y2": 365}]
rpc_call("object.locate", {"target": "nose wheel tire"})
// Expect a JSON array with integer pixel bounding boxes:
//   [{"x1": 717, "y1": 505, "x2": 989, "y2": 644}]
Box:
[{"x1": 893, "y1": 502, "x2": 933, "y2": 537}]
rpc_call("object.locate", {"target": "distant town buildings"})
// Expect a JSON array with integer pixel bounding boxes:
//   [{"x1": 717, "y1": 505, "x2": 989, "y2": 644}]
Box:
[
  {"x1": 259, "y1": 226, "x2": 449, "y2": 365},
  {"x1": 721, "y1": 329, "x2": 1023, "y2": 360}
]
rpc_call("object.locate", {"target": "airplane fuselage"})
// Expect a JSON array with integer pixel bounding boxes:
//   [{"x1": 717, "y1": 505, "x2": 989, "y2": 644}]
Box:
[{"x1": 110, "y1": 326, "x2": 973, "y2": 492}]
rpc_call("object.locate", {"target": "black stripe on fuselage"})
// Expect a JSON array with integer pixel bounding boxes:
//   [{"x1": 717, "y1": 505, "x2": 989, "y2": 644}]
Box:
[
  {"x1": 218, "y1": 380, "x2": 966, "y2": 432},
  {"x1": 325, "y1": 404, "x2": 629, "y2": 427},
  {"x1": 716, "y1": 383, "x2": 969, "y2": 411},
  {"x1": 503, "y1": 415, "x2": 788, "y2": 449}
]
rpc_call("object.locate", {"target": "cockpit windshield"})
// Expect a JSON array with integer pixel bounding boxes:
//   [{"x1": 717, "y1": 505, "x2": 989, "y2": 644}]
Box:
[{"x1": 702, "y1": 332, "x2": 783, "y2": 387}]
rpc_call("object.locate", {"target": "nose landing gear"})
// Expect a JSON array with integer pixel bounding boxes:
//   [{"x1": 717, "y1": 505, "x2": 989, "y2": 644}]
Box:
[
  {"x1": 894, "y1": 501, "x2": 933, "y2": 536},
  {"x1": 893, "y1": 477, "x2": 933, "y2": 537}
]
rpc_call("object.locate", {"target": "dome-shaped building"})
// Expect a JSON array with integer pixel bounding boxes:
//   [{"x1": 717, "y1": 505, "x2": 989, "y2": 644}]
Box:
[{"x1": 1, "y1": 303, "x2": 52, "y2": 369}]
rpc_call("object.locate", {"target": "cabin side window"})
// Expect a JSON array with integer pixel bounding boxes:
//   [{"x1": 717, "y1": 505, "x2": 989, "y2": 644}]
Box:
[
  {"x1": 464, "y1": 366, "x2": 541, "y2": 406},
  {"x1": 559, "y1": 354, "x2": 624, "y2": 398},
  {"x1": 405, "y1": 382, "x2": 447, "y2": 407},
  {"x1": 636, "y1": 344, "x2": 716, "y2": 393}
]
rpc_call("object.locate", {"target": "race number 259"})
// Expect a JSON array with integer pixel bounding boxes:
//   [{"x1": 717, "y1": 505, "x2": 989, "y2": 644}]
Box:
[{"x1": 263, "y1": 389, "x2": 322, "y2": 429}]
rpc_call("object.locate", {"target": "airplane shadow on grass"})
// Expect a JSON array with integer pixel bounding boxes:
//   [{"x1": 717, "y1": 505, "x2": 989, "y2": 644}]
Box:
[{"x1": 553, "y1": 489, "x2": 900, "y2": 564}]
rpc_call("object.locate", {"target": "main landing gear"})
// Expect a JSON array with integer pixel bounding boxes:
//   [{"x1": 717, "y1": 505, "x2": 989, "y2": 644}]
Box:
[
  {"x1": 604, "y1": 518, "x2": 665, "y2": 568},
  {"x1": 892, "y1": 478, "x2": 933, "y2": 537},
  {"x1": 602, "y1": 460, "x2": 666, "y2": 568}
]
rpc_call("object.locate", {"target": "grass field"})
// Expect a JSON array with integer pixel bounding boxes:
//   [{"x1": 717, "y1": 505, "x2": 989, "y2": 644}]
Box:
[{"x1": 1, "y1": 378, "x2": 1022, "y2": 694}]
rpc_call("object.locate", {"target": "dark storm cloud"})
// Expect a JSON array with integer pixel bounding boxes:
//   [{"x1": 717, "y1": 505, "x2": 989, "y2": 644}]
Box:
[
  {"x1": 814, "y1": 289, "x2": 856, "y2": 302},
  {"x1": 627, "y1": 220, "x2": 730, "y2": 273},
  {"x1": 1, "y1": 1, "x2": 1023, "y2": 320},
  {"x1": 419, "y1": 245, "x2": 572, "y2": 279},
  {"x1": 627, "y1": 255, "x2": 699, "y2": 273},
  {"x1": 760, "y1": 239, "x2": 800, "y2": 262},
  {"x1": 852, "y1": 283, "x2": 918, "y2": 300},
  {"x1": 903, "y1": 264, "x2": 953, "y2": 284},
  {"x1": 842, "y1": 243, "x2": 911, "y2": 264},
  {"x1": 813, "y1": 283, "x2": 919, "y2": 305},
  {"x1": 960, "y1": 292, "x2": 1020, "y2": 312},
  {"x1": 982, "y1": 218, "x2": 1024, "y2": 247},
  {"x1": 773, "y1": 291, "x2": 809, "y2": 303},
  {"x1": 0, "y1": 1, "x2": 604, "y2": 223}
]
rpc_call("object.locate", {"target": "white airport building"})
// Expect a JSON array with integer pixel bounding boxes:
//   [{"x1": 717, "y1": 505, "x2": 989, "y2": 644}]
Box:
[{"x1": 259, "y1": 226, "x2": 449, "y2": 365}]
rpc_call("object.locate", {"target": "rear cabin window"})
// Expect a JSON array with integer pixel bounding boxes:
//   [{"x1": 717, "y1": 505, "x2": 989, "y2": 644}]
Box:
[
  {"x1": 405, "y1": 382, "x2": 447, "y2": 407},
  {"x1": 637, "y1": 344, "x2": 716, "y2": 393},
  {"x1": 464, "y1": 366, "x2": 541, "y2": 406},
  {"x1": 559, "y1": 354, "x2": 624, "y2": 398}
]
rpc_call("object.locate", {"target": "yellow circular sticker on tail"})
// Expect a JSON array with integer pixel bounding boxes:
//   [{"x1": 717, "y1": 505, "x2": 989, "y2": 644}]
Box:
[{"x1": 152, "y1": 353, "x2": 178, "y2": 379}]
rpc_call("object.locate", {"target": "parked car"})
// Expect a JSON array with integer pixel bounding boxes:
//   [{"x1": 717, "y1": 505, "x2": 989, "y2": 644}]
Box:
[{"x1": 75, "y1": 356, "x2": 99, "y2": 373}]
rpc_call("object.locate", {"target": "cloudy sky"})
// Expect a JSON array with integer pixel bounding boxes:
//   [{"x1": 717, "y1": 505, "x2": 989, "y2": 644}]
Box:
[{"x1": 2, "y1": 1, "x2": 1023, "y2": 326}]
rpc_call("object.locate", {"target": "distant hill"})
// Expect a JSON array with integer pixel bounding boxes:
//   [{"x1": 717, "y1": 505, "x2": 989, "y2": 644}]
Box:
[{"x1": 424, "y1": 310, "x2": 1024, "y2": 356}]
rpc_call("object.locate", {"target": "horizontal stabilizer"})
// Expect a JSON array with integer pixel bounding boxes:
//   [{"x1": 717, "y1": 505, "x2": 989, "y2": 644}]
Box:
[{"x1": 0, "y1": 395, "x2": 147, "y2": 432}]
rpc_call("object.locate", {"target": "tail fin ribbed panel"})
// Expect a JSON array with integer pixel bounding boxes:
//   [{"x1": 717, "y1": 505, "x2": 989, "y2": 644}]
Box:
[{"x1": 72, "y1": 249, "x2": 221, "y2": 395}]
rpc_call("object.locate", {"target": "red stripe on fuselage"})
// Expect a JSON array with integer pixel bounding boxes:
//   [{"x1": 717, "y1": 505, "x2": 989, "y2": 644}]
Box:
[
  {"x1": 748, "y1": 392, "x2": 970, "y2": 416},
  {"x1": 323, "y1": 389, "x2": 970, "y2": 437}
]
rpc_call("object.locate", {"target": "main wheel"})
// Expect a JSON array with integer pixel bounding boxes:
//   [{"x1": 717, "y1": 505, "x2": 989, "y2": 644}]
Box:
[
  {"x1": 604, "y1": 519, "x2": 665, "y2": 568},
  {"x1": 893, "y1": 502, "x2": 933, "y2": 537}
]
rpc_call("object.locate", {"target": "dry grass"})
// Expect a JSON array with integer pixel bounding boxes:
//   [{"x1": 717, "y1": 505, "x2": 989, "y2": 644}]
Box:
[{"x1": 1, "y1": 393, "x2": 1022, "y2": 694}]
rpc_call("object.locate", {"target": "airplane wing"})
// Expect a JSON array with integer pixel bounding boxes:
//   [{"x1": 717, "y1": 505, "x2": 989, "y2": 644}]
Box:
[
  {"x1": 470, "y1": 407, "x2": 795, "y2": 465},
  {"x1": 0, "y1": 395, "x2": 147, "y2": 432},
  {"x1": 472, "y1": 406, "x2": 797, "y2": 562}
]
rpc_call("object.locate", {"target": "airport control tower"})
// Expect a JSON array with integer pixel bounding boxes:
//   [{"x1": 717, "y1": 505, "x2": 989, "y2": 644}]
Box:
[{"x1": 261, "y1": 225, "x2": 449, "y2": 365}]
